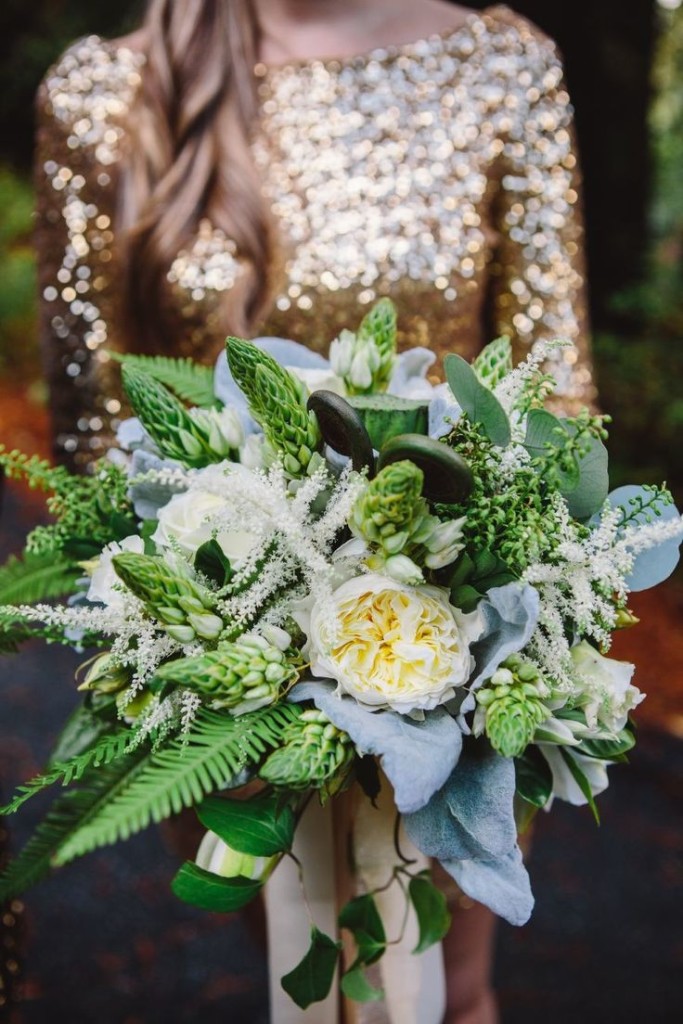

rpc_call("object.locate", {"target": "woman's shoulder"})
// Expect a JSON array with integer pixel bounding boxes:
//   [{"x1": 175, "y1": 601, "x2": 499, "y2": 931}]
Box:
[
  {"x1": 36, "y1": 32, "x2": 146, "y2": 152},
  {"x1": 478, "y1": 4, "x2": 563, "y2": 66}
]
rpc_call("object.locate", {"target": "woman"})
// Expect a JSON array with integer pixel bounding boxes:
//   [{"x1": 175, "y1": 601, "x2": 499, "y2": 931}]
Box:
[{"x1": 34, "y1": 1, "x2": 596, "y2": 1021}]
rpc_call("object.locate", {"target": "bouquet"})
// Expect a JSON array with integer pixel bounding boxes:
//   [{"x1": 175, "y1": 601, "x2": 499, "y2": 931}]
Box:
[{"x1": 0, "y1": 299, "x2": 681, "y2": 1010}]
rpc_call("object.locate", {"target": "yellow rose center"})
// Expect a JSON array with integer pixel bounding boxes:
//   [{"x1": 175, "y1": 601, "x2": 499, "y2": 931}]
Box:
[{"x1": 324, "y1": 586, "x2": 463, "y2": 701}]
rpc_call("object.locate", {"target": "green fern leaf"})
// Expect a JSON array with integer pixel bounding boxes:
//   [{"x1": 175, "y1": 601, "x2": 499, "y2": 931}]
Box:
[
  {"x1": 1, "y1": 731, "x2": 131, "y2": 815},
  {"x1": 0, "y1": 553, "x2": 79, "y2": 606},
  {"x1": 0, "y1": 748, "x2": 148, "y2": 900},
  {"x1": 110, "y1": 352, "x2": 217, "y2": 408},
  {"x1": 54, "y1": 704, "x2": 302, "y2": 865}
]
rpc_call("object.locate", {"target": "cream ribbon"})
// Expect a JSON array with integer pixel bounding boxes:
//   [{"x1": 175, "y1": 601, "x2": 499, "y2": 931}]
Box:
[{"x1": 264, "y1": 783, "x2": 446, "y2": 1024}]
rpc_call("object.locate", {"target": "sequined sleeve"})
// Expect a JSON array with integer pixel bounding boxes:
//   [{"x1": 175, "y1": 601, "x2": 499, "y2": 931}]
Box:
[
  {"x1": 34, "y1": 37, "x2": 143, "y2": 469},
  {"x1": 488, "y1": 16, "x2": 596, "y2": 411}
]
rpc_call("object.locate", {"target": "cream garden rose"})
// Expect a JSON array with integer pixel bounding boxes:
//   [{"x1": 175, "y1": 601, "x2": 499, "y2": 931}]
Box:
[
  {"x1": 152, "y1": 488, "x2": 259, "y2": 564},
  {"x1": 302, "y1": 574, "x2": 482, "y2": 714}
]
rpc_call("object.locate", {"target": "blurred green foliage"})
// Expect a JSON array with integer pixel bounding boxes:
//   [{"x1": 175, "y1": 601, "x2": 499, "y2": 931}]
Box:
[{"x1": 0, "y1": 166, "x2": 38, "y2": 377}]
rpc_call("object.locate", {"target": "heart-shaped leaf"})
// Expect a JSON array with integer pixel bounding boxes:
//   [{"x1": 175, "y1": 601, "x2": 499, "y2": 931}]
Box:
[
  {"x1": 408, "y1": 873, "x2": 451, "y2": 953},
  {"x1": 281, "y1": 927, "x2": 341, "y2": 1009},
  {"x1": 171, "y1": 861, "x2": 262, "y2": 911},
  {"x1": 196, "y1": 792, "x2": 295, "y2": 856}
]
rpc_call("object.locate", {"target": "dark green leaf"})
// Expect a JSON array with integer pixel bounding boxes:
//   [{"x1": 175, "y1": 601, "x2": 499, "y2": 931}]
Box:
[
  {"x1": 577, "y1": 728, "x2": 636, "y2": 761},
  {"x1": 448, "y1": 552, "x2": 475, "y2": 590},
  {"x1": 194, "y1": 539, "x2": 233, "y2": 587},
  {"x1": 339, "y1": 894, "x2": 386, "y2": 965},
  {"x1": 450, "y1": 584, "x2": 482, "y2": 613},
  {"x1": 281, "y1": 927, "x2": 341, "y2": 1009},
  {"x1": 196, "y1": 792, "x2": 295, "y2": 856},
  {"x1": 62, "y1": 537, "x2": 102, "y2": 560},
  {"x1": 514, "y1": 746, "x2": 553, "y2": 809},
  {"x1": 340, "y1": 964, "x2": 384, "y2": 1002},
  {"x1": 171, "y1": 861, "x2": 262, "y2": 911},
  {"x1": 408, "y1": 873, "x2": 451, "y2": 953},
  {"x1": 444, "y1": 353, "x2": 511, "y2": 447},
  {"x1": 559, "y1": 749, "x2": 601, "y2": 824}
]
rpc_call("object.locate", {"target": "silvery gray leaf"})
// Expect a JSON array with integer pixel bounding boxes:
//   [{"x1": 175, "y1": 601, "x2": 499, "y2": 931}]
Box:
[
  {"x1": 439, "y1": 845, "x2": 534, "y2": 926},
  {"x1": 289, "y1": 681, "x2": 462, "y2": 813},
  {"x1": 469, "y1": 583, "x2": 540, "y2": 691},
  {"x1": 404, "y1": 745, "x2": 517, "y2": 861}
]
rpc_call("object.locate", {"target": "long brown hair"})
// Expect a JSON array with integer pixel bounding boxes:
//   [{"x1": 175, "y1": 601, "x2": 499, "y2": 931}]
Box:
[{"x1": 119, "y1": 0, "x2": 278, "y2": 352}]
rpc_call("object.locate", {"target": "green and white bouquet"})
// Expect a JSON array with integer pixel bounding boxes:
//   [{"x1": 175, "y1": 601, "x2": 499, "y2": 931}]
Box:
[{"x1": 0, "y1": 299, "x2": 681, "y2": 1009}]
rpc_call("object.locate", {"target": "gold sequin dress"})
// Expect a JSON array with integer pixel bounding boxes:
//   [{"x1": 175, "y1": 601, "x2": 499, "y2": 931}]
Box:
[{"x1": 35, "y1": 4, "x2": 595, "y2": 468}]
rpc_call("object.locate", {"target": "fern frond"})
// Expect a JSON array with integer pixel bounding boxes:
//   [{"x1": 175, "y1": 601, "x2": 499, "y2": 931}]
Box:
[
  {"x1": 0, "y1": 748, "x2": 148, "y2": 900},
  {"x1": 54, "y1": 703, "x2": 302, "y2": 864},
  {"x1": 0, "y1": 553, "x2": 79, "y2": 606},
  {"x1": 1, "y1": 731, "x2": 131, "y2": 815},
  {"x1": 109, "y1": 352, "x2": 217, "y2": 408}
]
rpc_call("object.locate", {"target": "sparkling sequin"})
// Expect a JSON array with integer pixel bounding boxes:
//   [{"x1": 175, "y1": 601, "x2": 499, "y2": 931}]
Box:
[{"x1": 35, "y1": 6, "x2": 594, "y2": 467}]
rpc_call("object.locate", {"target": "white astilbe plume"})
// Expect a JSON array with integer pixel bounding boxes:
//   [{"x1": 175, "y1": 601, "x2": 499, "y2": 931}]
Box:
[
  {"x1": 128, "y1": 464, "x2": 195, "y2": 490},
  {"x1": 187, "y1": 461, "x2": 365, "y2": 629},
  {"x1": 523, "y1": 495, "x2": 683, "y2": 691},
  {"x1": 494, "y1": 338, "x2": 571, "y2": 419}
]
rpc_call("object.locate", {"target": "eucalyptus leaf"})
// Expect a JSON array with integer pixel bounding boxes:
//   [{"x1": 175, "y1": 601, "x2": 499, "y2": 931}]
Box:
[
  {"x1": 444, "y1": 353, "x2": 511, "y2": 447},
  {"x1": 171, "y1": 861, "x2": 262, "y2": 911},
  {"x1": 196, "y1": 792, "x2": 295, "y2": 857},
  {"x1": 281, "y1": 927, "x2": 341, "y2": 1009},
  {"x1": 523, "y1": 409, "x2": 579, "y2": 490},
  {"x1": 408, "y1": 873, "x2": 451, "y2": 953},
  {"x1": 564, "y1": 433, "x2": 609, "y2": 520},
  {"x1": 605, "y1": 485, "x2": 682, "y2": 590}
]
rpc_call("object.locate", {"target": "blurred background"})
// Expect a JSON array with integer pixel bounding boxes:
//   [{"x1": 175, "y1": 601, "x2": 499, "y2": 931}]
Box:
[{"x1": 0, "y1": 0, "x2": 682, "y2": 1021}]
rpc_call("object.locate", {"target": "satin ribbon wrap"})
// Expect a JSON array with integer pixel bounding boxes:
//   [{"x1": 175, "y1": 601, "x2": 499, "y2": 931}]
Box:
[{"x1": 264, "y1": 783, "x2": 446, "y2": 1024}]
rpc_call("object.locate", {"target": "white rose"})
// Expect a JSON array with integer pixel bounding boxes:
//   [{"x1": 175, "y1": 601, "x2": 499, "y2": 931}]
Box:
[
  {"x1": 569, "y1": 641, "x2": 643, "y2": 733},
  {"x1": 152, "y1": 489, "x2": 259, "y2": 564},
  {"x1": 298, "y1": 573, "x2": 482, "y2": 715},
  {"x1": 87, "y1": 535, "x2": 145, "y2": 609}
]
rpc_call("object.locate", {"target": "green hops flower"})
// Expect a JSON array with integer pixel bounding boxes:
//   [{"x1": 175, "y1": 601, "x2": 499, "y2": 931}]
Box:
[
  {"x1": 259, "y1": 709, "x2": 354, "y2": 790},
  {"x1": 472, "y1": 336, "x2": 513, "y2": 389},
  {"x1": 477, "y1": 657, "x2": 549, "y2": 758},
  {"x1": 112, "y1": 552, "x2": 225, "y2": 642},
  {"x1": 154, "y1": 634, "x2": 298, "y2": 714},
  {"x1": 122, "y1": 365, "x2": 223, "y2": 468},
  {"x1": 226, "y1": 337, "x2": 321, "y2": 477},
  {"x1": 329, "y1": 299, "x2": 398, "y2": 396},
  {"x1": 351, "y1": 461, "x2": 466, "y2": 577}
]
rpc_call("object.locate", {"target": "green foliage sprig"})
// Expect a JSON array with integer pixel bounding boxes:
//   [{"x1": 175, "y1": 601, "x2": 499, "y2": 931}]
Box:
[{"x1": 109, "y1": 352, "x2": 217, "y2": 408}]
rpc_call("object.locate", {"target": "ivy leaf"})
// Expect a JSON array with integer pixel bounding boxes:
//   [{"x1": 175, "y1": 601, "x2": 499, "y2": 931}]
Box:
[
  {"x1": 171, "y1": 861, "x2": 262, "y2": 911},
  {"x1": 559, "y1": 749, "x2": 601, "y2": 824},
  {"x1": 339, "y1": 894, "x2": 386, "y2": 965},
  {"x1": 408, "y1": 873, "x2": 451, "y2": 953},
  {"x1": 340, "y1": 964, "x2": 384, "y2": 1002},
  {"x1": 450, "y1": 583, "x2": 483, "y2": 613},
  {"x1": 281, "y1": 927, "x2": 341, "y2": 1009},
  {"x1": 194, "y1": 539, "x2": 233, "y2": 587},
  {"x1": 196, "y1": 792, "x2": 295, "y2": 857},
  {"x1": 444, "y1": 353, "x2": 511, "y2": 447},
  {"x1": 514, "y1": 746, "x2": 553, "y2": 809}
]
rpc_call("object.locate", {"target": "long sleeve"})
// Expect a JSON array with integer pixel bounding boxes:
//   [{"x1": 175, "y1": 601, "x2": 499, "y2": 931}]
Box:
[
  {"x1": 488, "y1": 14, "x2": 597, "y2": 413},
  {"x1": 34, "y1": 37, "x2": 143, "y2": 469}
]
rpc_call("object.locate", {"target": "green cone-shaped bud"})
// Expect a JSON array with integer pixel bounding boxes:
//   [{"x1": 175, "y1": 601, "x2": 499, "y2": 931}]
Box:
[
  {"x1": 477, "y1": 656, "x2": 548, "y2": 758},
  {"x1": 472, "y1": 336, "x2": 513, "y2": 389},
  {"x1": 112, "y1": 552, "x2": 224, "y2": 642},
  {"x1": 188, "y1": 406, "x2": 244, "y2": 459},
  {"x1": 351, "y1": 461, "x2": 425, "y2": 547},
  {"x1": 226, "y1": 337, "x2": 321, "y2": 477},
  {"x1": 154, "y1": 634, "x2": 298, "y2": 714},
  {"x1": 329, "y1": 299, "x2": 397, "y2": 397},
  {"x1": 357, "y1": 298, "x2": 397, "y2": 389},
  {"x1": 259, "y1": 708, "x2": 354, "y2": 790},
  {"x1": 122, "y1": 365, "x2": 223, "y2": 468}
]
